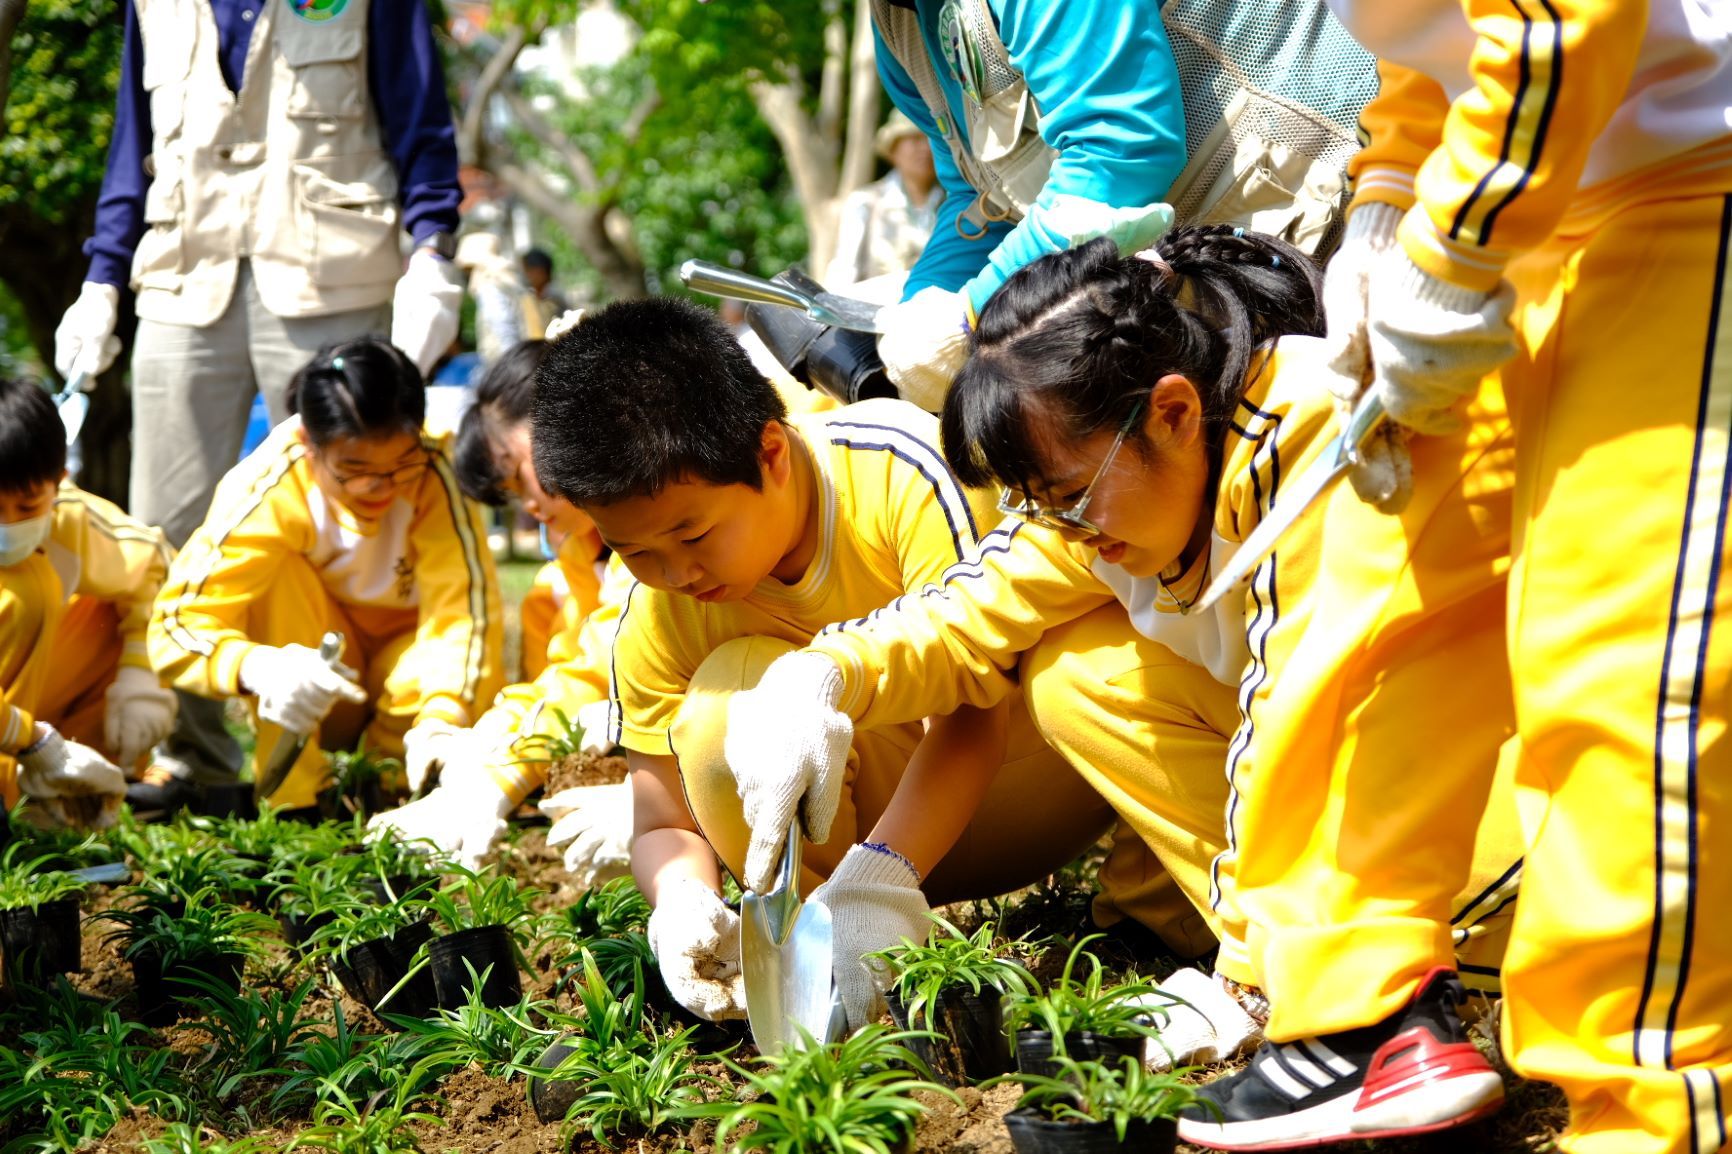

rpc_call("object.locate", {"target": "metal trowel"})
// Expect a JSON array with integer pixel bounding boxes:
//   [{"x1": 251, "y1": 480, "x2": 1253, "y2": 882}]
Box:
[
  {"x1": 740, "y1": 818, "x2": 845, "y2": 1053},
  {"x1": 679, "y1": 260, "x2": 886, "y2": 334}
]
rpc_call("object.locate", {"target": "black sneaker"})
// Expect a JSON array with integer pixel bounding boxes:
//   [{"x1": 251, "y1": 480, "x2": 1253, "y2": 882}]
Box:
[
  {"x1": 125, "y1": 763, "x2": 199, "y2": 819},
  {"x1": 1177, "y1": 967, "x2": 1503, "y2": 1150}
]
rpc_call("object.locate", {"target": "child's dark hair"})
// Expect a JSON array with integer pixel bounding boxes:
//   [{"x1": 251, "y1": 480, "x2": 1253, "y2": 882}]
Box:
[
  {"x1": 0, "y1": 377, "x2": 68, "y2": 493},
  {"x1": 522, "y1": 247, "x2": 553, "y2": 275},
  {"x1": 286, "y1": 336, "x2": 426, "y2": 448},
  {"x1": 942, "y1": 226, "x2": 1323, "y2": 492},
  {"x1": 455, "y1": 340, "x2": 547, "y2": 505},
  {"x1": 531, "y1": 297, "x2": 787, "y2": 506}
]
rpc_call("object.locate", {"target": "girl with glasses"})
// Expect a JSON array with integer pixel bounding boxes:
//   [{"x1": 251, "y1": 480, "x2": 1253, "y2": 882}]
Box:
[
  {"x1": 725, "y1": 224, "x2": 1524, "y2": 1067},
  {"x1": 148, "y1": 336, "x2": 503, "y2": 813}
]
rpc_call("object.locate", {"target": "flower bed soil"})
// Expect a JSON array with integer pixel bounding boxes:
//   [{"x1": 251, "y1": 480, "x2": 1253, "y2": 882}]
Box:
[{"x1": 543, "y1": 752, "x2": 629, "y2": 795}]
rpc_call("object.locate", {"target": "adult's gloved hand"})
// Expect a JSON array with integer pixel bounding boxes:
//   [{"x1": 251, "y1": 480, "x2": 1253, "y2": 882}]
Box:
[
  {"x1": 1135, "y1": 968, "x2": 1265, "y2": 1072},
  {"x1": 646, "y1": 877, "x2": 748, "y2": 1022},
  {"x1": 540, "y1": 781, "x2": 633, "y2": 889},
  {"x1": 366, "y1": 769, "x2": 513, "y2": 870},
  {"x1": 809, "y1": 843, "x2": 930, "y2": 1031},
  {"x1": 402, "y1": 718, "x2": 467, "y2": 795},
  {"x1": 239, "y1": 643, "x2": 366, "y2": 734},
  {"x1": 391, "y1": 248, "x2": 464, "y2": 376},
  {"x1": 876, "y1": 286, "x2": 973, "y2": 413},
  {"x1": 104, "y1": 665, "x2": 178, "y2": 768},
  {"x1": 17, "y1": 726, "x2": 127, "y2": 829},
  {"x1": 723, "y1": 651, "x2": 853, "y2": 892},
  {"x1": 53, "y1": 283, "x2": 122, "y2": 380},
  {"x1": 1321, "y1": 203, "x2": 1414, "y2": 513}
]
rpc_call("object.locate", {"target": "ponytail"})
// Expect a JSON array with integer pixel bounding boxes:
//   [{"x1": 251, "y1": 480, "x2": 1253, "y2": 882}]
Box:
[
  {"x1": 942, "y1": 227, "x2": 1322, "y2": 492},
  {"x1": 287, "y1": 336, "x2": 426, "y2": 449}
]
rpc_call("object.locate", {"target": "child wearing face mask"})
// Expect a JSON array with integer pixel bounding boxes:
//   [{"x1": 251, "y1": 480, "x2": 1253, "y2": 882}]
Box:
[
  {"x1": 0, "y1": 377, "x2": 176, "y2": 827},
  {"x1": 148, "y1": 337, "x2": 503, "y2": 813}
]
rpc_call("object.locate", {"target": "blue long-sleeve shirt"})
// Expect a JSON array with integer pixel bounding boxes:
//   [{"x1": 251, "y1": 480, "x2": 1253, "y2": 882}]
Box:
[
  {"x1": 84, "y1": 0, "x2": 462, "y2": 289},
  {"x1": 875, "y1": 0, "x2": 1188, "y2": 313}
]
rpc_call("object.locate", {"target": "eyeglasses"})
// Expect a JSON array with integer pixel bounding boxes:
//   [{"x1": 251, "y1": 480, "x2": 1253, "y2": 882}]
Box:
[
  {"x1": 997, "y1": 400, "x2": 1145, "y2": 539},
  {"x1": 317, "y1": 451, "x2": 430, "y2": 495}
]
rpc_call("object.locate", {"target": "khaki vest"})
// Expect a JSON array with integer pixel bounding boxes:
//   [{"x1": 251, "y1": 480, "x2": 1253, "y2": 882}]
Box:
[{"x1": 131, "y1": 0, "x2": 403, "y2": 325}]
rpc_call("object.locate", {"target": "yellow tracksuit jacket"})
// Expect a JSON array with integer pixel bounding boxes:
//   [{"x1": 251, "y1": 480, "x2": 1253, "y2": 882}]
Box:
[{"x1": 2, "y1": 483, "x2": 171, "y2": 804}]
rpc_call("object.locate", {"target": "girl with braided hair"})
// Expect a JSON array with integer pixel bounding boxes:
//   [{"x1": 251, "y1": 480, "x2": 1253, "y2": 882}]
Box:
[{"x1": 722, "y1": 223, "x2": 1524, "y2": 1065}]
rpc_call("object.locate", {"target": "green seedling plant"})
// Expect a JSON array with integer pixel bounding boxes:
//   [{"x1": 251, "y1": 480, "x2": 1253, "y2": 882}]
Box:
[
  {"x1": 0, "y1": 847, "x2": 87, "y2": 911},
  {"x1": 273, "y1": 1001, "x2": 391, "y2": 1114},
  {"x1": 140, "y1": 1123, "x2": 281, "y2": 1154},
  {"x1": 871, "y1": 914, "x2": 1033, "y2": 1031},
  {"x1": 993, "y1": 1054, "x2": 1213, "y2": 1138},
  {"x1": 2, "y1": 802, "x2": 118, "y2": 871},
  {"x1": 509, "y1": 707, "x2": 588, "y2": 763},
  {"x1": 133, "y1": 842, "x2": 262, "y2": 905},
  {"x1": 422, "y1": 866, "x2": 542, "y2": 969},
  {"x1": 286, "y1": 1095, "x2": 441, "y2": 1154},
  {"x1": 696, "y1": 1024, "x2": 956, "y2": 1154},
  {"x1": 323, "y1": 740, "x2": 404, "y2": 819},
  {"x1": 536, "y1": 1027, "x2": 718, "y2": 1148},
  {"x1": 553, "y1": 874, "x2": 652, "y2": 939},
  {"x1": 1000, "y1": 935, "x2": 1169, "y2": 1045},
  {"x1": 177, "y1": 975, "x2": 324, "y2": 1105},
  {"x1": 391, "y1": 971, "x2": 565, "y2": 1081},
  {"x1": 101, "y1": 884, "x2": 280, "y2": 970}
]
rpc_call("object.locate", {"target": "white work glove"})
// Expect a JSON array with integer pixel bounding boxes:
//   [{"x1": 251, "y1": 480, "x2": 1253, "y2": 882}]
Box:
[
  {"x1": 53, "y1": 283, "x2": 122, "y2": 380},
  {"x1": 366, "y1": 771, "x2": 513, "y2": 870},
  {"x1": 1322, "y1": 203, "x2": 1413, "y2": 513},
  {"x1": 238, "y1": 643, "x2": 367, "y2": 735},
  {"x1": 876, "y1": 286, "x2": 972, "y2": 413},
  {"x1": 1135, "y1": 968, "x2": 1264, "y2": 1072},
  {"x1": 646, "y1": 877, "x2": 748, "y2": 1022},
  {"x1": 544, "y1": 307, "x2": 587, "y2": 342},
  {"x1": 1366, "y1": 249, "x2": 1518, "y2": 437},
  {"x1": 723, "y1": 651, "x2": 853, "y2": 893},
  {"x1": 391, "y1": 248, "x2": 464, "y2": 376},
  {"x1": 572, "y1": 699, "x2": 616, "y2": 754},
  {"x1": 808, "y1": 844, "x2": 930, "y2": 1031},
  {"x1": 402, "y1": 718, "x2": 466, "y2": 795},
  {"x1": 539, "y1": 781, "x2": 633, "y2": 889},
  {"x1": 17, "y1": 727, "x2": 127, "y2": 829},
  {"x1": 103, "y1": 665, "x2": 178, "y2": 768}
]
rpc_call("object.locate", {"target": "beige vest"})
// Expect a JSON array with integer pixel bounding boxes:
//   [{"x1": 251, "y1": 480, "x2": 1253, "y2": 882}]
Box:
[{"x1": 131, "y1": 0, "x2": 403, "y2": 325}]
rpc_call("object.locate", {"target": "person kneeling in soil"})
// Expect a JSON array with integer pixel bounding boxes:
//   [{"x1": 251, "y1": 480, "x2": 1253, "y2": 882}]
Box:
[
  {"x1": 0, "y1": 376, "x2": 177, "y2": 828},
  {"x1": 529, "y1": 298, "x2": 1120, "y2": 1027},
  {"x1": 722, "y1": 227, "x2": 1526, "y2": 1064},
  {"x1": 149, "y1": 337, "x2": 504, "y2": 814},
  {"x1": 371, "y1": 338, "x2": 634, "y2": 874}
]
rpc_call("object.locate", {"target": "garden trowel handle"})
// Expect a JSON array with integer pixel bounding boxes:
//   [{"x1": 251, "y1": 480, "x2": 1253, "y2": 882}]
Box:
[
  {"x1": 765, "y1": 816, "x2": 804, "y2": 938},
  {"x1": 679, "y1": 261, "x2": 814, "y2": 314}
]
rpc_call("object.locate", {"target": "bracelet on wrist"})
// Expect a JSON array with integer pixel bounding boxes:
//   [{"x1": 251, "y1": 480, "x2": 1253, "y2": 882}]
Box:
[{"x1": 860, "y1": 840, "x2": 921, "y2": 882}]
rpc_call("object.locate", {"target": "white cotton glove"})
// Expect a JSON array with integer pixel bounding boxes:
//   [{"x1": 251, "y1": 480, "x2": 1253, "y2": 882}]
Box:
[
  {"x1": 1366, "y1": 249, "x2": 1518, "y2": 437},
  {"x1": 53, "y1": 283, "x2": 122, "y2": 380},
  {"x1": 572, "y1": 699, "x2": 616, "y2": 754},
  {"x1": 1135, "y1": 968, "x2": 1264, "y2": 1072},
  {"x1": 238, "y1": 643, "x2": 367, "y2": 735},
  {"x1": 544, "y1": 307, "x2": 587, "y2": 342},
  {"x1": 1029, "y1": 195, "x2": 1175, "y2": 256},
  {"x1": 391, "y1": 248, "x2": 464, "y2": 376},
  {"x1": 17, "y1": 727, "x2": 127, "y2": 829},
  {"x1": 103, "y1": 665, "x2": 178, "y2": 768},
  {"x1": 539, "y1": 782, "x2": 633, "y2": 889},
  {"x1": 808, "y1": 844, "x2": 930, "y2": 1031},
  {"x1": 366, "y1": 771, "x2": 514, "y2": 870},
  {"x1": 1321, "y1": 203, "x2": 1415, "y2": 513},
  {"x1": 723, "y1": 651, "x2": 853, "y2": 893},
  {"x1": 402, "y1": 719, "x2": 466, "y2": 795},
  {"x1": 646, "y1": 877, "x2": 748, "y2": 1022},
  {"x1": 876, "y1": 286, "x2": 973, "y2": 413}
]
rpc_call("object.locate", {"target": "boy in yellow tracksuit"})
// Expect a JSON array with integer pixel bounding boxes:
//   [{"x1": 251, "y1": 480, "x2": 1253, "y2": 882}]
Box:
[
  {"x1": 370, "y1": 339, "x2": 633, "y2": 870},
  {"x1": 0, "y1": 377, "x2": 176, "y2": 826},
  {"x1": 529, "y1": 298, "x2": 1117, "y2": 1029},
  {"x1": 1178, "y1": 4, "x2": 1732, "y2": 1151},
  {"x1": 150, "y1": 338, "x2": 503, "y2": 813},
  {"x1": 726, "y1": 227, "x2": 1523, "y2": 1067}
]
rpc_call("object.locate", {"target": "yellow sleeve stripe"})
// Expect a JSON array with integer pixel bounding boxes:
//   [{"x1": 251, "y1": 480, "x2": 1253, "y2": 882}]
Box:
[
  {"x1": 605, "y1": 581, "x2": 642, "y2": 750},
  {"x1": 426, "y1": 450, "x2": 492, "y2": 710},
  {"x1": 1444, "y1": 0, "x2": 1565, "y2": 249},
  {"x1": 158, "y1": 443, "x2": 303, "y2": 660}
]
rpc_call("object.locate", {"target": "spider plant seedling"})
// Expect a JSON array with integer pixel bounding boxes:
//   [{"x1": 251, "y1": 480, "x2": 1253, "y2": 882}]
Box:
[
  {"x1": 101, "y1": 885, "x2": 278, "y2": 1023},
  {"x1": 870, "y1": 915, "x2": 1033, "y2": 1084},
  {"x1": 993, "y1": 1054, "x2": 1212, "y2": 1153},
  {"x1": 0, "y1": 849, "x2": 88, "y2": 983},
  {"x1": 550, "y1": 874, "x2": 652, "y2": 940},
  {"x1": 286, "y1": 1096, "x2": 442, "y2": 1154},
  {"x1": 175, "y1": 976, "x2": 323, "y2": 1106},
  {"x1": 534, "y1": 1027, "x2": 720, "y2": 1141},
  {"x1": 508, "y1": 706, "x2": 588, "y2": 763},
  {"x1": 321, "y1": 740, "x2": 404, "y2": 820},
  {"x1": 421, "y1": 867, "x2": 542, "y2": 1008},
  {"x1": 307, "y1": 896, "x2": 441, "y2": 1023},
  {"x1": 390, "y1": 976, "x2": 566, "y2": 1081},
  {"x1": 693, "y1": 1024, "x2": 957, "y2": 1154},
  {"x1": 140, "y1": 1123, "x2": 281, "y2": 1154},
  {"x1": 1000, "y1": 935, "x2": 1171, "y2": 1077},
  {"x1": 272, "y1": 1000, "x2": 390, "y2": 1114}
]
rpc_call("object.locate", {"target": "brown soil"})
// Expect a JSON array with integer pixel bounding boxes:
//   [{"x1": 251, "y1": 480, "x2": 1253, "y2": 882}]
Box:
[
  {"x1": 544, "y1": 752, "x2": 628, "y2": 795},
  {"x1": 416, "y1": 1064, "x2": 567, "y2": 1154},
  {"x1": 914, "y1": 1083, "x2": 1020, "y2": 1154}
]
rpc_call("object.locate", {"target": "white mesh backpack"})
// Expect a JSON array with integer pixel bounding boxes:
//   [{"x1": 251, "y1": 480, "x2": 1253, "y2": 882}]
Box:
[{"x1": 871, "y1": 0, "x2": 1379, "y2": 257}]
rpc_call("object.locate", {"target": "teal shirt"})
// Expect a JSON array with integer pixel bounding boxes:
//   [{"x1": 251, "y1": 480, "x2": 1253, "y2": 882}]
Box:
[{"x1": 875, "y1": 0, "x2": 1188, "y2": 314}]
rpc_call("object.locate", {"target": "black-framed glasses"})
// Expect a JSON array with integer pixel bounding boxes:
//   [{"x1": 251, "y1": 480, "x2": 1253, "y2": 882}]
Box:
[
  {"x1": 317, "y1": 450, "x2": 430, "y2": 495},
  {"x1": 997, "y1": 400, "x2": 1145, "y2": 539}
]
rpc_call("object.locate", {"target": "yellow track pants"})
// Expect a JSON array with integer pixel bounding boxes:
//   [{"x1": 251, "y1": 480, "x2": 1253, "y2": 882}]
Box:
[{"x1": 0, "y1": 597, "x2": 124, "y2": 806}]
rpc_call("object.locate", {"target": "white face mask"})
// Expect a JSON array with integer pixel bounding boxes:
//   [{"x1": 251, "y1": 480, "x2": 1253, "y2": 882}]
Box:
[{"x1": 0, "y1": 512, "x2": 52, "y2": 567}]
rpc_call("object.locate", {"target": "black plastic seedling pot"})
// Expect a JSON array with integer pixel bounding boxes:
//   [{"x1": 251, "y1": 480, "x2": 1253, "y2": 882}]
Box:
[
  {"x1": 429, "y1": 924, "x2": 522, "y2": 1010},
  {"x1": 888, "y1": 990, "x2": 1014, "y2": 1086},
  {"x1": 1013, "y1": 1030, "x2": 1144, "y2": 1080},
  {"x1": 332, "y1": 918, "x2": 438, "y2": 1025},
  {"x1": 1003, "y1": 1109, "x2": 1176, "y2": 1154},
  {"x1": 131, "y1": 950, "x2": 244, "y2": 1025},
  {"x1": 0, "y1": 899, "x2": 82, "y2": 983},
  {"x1": 528, "y1": 1034, "x2": 585, "y2": 1124}
]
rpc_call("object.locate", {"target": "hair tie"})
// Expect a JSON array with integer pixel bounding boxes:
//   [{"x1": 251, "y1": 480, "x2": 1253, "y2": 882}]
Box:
[
  {"x1": 331, "y1": 357, "x2": 344, "y2": 371},
  {"x1": 1132, "y1": 246, "x2": 1172, "y2": 274},
  {"x1": 1270, "y1": 255, "x2": 1282, "y2": 268},
  {"x1": 1232, "y1": 227, "x2": 1245, "y2": 238}
]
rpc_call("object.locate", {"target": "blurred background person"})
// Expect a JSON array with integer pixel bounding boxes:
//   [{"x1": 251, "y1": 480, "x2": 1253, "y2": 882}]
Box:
[{"x1": 823, "y1": 111, "x2": 941, "y2": 292}]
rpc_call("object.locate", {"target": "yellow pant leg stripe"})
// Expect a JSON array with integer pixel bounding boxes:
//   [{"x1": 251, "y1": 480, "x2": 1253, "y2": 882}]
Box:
[{"x1": 1635, "y1": 197, "x2": 1732, "y2": 1073}]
